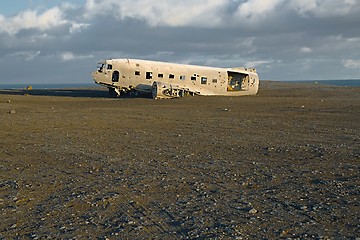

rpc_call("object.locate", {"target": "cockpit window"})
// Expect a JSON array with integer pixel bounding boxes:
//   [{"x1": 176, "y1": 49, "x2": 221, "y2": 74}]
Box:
[{"x1": 97, "y1": 63, "x2": 104, "y2": 72}]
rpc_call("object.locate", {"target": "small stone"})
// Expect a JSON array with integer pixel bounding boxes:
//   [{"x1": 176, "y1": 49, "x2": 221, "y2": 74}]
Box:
[
  {"x1": 6, "y1": 100, "x2": 11, "y2": 103},
  {"x1": 249, "y1": 208, "x2": 258, "y2": 214},
  {"x1": 9, "y1": 110, "x2": 16, "y2": 114}
]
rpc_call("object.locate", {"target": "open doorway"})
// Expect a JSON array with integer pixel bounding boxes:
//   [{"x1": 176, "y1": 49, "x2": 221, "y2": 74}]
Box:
[
  {"x1": 112, "y1": 71, "x2": 119, "y2": 82},
  {"x1": 227, "y1": 71, "x2": 249, "y2": 91}
]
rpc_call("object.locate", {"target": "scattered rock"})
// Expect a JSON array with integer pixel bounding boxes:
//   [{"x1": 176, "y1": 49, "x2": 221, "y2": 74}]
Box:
[
  {"x1": 9, "y1": 110, "x2": 16, "y2": 114},
  {"x1": 6, "y1": 100, "x2": 11, "y2": 103},
  {"x1": 249, "y1": 208, "x2": 258, "y2": 214}
]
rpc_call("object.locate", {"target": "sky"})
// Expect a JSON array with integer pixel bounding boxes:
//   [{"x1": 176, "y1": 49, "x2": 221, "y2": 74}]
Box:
[{"x1": 0, "y1": 0, "x2": 359, "y2": 84}]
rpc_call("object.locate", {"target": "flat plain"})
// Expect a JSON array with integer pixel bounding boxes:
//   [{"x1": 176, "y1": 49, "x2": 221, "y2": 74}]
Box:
[{"x1": 1, "y1": 81, "x2": 359, "y2": 239}]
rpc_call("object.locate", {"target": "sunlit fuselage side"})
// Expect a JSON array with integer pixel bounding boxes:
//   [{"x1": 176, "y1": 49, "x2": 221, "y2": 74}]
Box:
[{"x1": 92, "y1": 58, "x2": 259, "y2": 98}]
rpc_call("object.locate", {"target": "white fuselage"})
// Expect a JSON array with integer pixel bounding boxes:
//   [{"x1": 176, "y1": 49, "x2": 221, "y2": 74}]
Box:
[{"x1": 92, "y1": 58, "x2": 259, "y2": 98}]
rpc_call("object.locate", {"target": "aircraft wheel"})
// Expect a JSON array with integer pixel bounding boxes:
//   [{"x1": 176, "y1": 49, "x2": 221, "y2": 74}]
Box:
[{"x1": 151, "y1": 82, "x2": 158, "y2": 99}]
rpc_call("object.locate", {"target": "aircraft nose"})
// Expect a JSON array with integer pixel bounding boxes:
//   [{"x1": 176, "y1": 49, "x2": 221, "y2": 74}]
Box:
[{"x1": 92, "y1": 71, "x2": 99, "y2": 83}]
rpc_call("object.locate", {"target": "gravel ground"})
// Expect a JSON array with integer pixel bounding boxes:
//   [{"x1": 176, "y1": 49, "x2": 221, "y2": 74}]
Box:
[{"x1": 0, "y1": 81, "x2": 359, "y2": 239}]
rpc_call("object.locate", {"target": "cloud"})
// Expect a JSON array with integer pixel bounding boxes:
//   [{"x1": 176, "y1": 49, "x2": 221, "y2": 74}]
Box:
[
  {"x1": 60, "y1": 51, "x2": 94, "y2": 62},
  {"x1": 235, "y1": 0, "x2": 284, "y2": 21},
  {"x1": 69, "y1": 23, "x2": 90, "y2": 33},
  {"x1": 288, "y1": 0, "x2": 359, "y2": 18},
  {"x1": 82, "y1": 0, "x2": 360, "y2": 28},
  {"x1": 8, "y1": 51, "x2": 41, "y2": 61},
  {"x1": 343, "y1": 59, "x2": 360, "y2": 69},
  {"x1": 245, "y1": 60, "x2": 273, "y2": 68},
  {"x1": 82, "y1": 0, "x2": 279, "y2": 28},
  {"x1": 0, "y1": 7, "x2": 67, "y2": 35},
  {"x1": 84, "y1": 0, "x2": 228, "y2": 27},
  {"x1": 299, "y1": 47, "x2": 313, "y2": 53},
  {"x1": 0, "y1": 4, "x2": 89, "y2": 37}
]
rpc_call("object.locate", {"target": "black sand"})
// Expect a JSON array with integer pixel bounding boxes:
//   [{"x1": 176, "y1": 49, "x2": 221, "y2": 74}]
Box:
[{"x1": 1, "y1": 81, "x2": 359, "y2": 239}]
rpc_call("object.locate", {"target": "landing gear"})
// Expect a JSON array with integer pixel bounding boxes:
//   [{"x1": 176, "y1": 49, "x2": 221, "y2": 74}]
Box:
[
  {"x1": 108, "y1": 87, "x2": 121, "y2": 97},
  {"x1": 151, "y1": 81, "x2": 197, "y2": 99},
  {"x1": 151, "y1": 82, "x2": 158, "y2": 99}
]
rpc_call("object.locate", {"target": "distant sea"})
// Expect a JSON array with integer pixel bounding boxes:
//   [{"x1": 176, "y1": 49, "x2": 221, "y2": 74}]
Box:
[
  {"x1": 0, "y1": 80, "x2": 359, "y2": 89},
  {"x1": 0, "y1": 83, "x2": 96, "y2": 89}
]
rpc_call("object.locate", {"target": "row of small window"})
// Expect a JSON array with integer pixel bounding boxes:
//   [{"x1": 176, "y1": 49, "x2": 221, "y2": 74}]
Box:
[{"x1": 135, "y1": 71, "x2": 217, "y2": 84}]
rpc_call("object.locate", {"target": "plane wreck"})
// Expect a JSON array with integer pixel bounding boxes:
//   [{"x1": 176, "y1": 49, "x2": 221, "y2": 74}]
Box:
[{"x1": 92, "y1": 59, "x2": 259, "y2": 99}]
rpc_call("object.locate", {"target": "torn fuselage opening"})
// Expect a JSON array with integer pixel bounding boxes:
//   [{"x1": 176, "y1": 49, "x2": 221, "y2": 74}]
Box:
[{"x1": 227, "y1": 71, "x2": 250, "y2": 91}]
